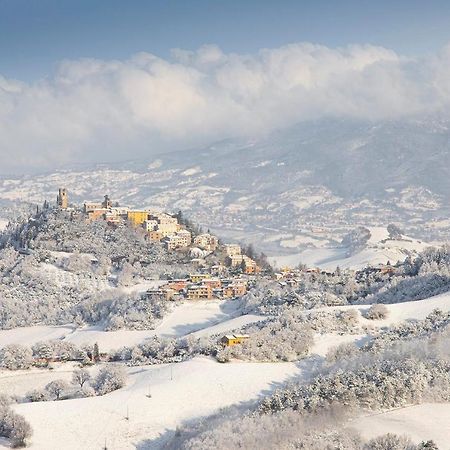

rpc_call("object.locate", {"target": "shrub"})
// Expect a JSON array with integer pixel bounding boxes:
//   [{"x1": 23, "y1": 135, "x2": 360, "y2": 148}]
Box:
[
  {"x1": 364, "y1": 433, "x2": 416, "y2": 450},
  {"x1": 365, "y1": 304, "x2": 389, "y2": 320},
  {"x1": 326, "y1": 342, "x2": 359, "y2": 363}
]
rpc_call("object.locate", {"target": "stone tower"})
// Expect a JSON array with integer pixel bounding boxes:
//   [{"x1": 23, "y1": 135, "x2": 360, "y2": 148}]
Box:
[
  {"x1": 102, "y1": 195, "x2": 112, "y2": 209},
  {"x1": 57, "y1": 188, "x2": 68, "y2": 209}
]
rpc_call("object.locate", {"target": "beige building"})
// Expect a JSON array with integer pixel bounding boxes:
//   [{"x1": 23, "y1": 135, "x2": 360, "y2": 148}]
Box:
[
  {"x1": 193, "y1": 233, "x2": 219, "y2": 251},
  {"x1": 163, "y1": 230, "x2": 192, "y2": 250},
  {"x1": 224, "y1": 244, "x2": 241, "y2": 257},
  {"x1": 227, "y1": 254, "x2": 245, "y2": 267},
  {"x1": 223, "y1": 282, "x2": 247, "y2": 298},
  {"x1": 146, "y1": 213, "x2": 179, "y2": 237},
  {"x1": 84, "y1": 202, "x2": 103, "y2": 213},
  {"x1": 187, "y1": 284, "x2": 213, "y2": 300}
]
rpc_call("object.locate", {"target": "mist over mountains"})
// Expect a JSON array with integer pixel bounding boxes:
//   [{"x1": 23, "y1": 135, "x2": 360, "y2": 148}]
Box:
[{"x1": 1, "y1": 117, "x2": 450, "y2": 254}]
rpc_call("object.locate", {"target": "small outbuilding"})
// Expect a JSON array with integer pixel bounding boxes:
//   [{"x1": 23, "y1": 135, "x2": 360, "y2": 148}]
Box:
[{"x1": 221, "y1": 334, "x2": 250, "y2": 346}]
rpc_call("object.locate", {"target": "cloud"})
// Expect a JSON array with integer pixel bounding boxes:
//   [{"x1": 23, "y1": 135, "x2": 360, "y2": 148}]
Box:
[{"x1": 1, "y1": 42, "x2": 450, "y2": 174}]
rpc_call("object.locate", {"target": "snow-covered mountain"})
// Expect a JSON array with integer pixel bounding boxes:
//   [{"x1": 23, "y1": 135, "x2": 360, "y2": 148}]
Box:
[{"x1": 1, "y1": 118, "x2": 449, "y2": 255}]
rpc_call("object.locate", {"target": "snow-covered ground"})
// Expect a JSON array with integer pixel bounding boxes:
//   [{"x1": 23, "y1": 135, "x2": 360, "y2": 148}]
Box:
[
  {"x1": 0, "y1": 363, "x2": 79, "y2": 398},
  {"x1": 2, "y1": 278, "x2": 450, "y2": 448},
  {"x1": 309, "y1": 291, "x2": 450, "y2": 329},
  {"x1": 65, "y1": 300, "x2": 242, "y2": 351},
  {"x1": 351, "y1": 403, "x2": 450, "y2": 447},
  {"x1": 0, "y1": 298, "x2": 298, "y2": 449},
  {"x1": 0, "y1": 325, "x2": 75, "y2": 348},
  {"x1": 10, "y1": 357, "x2": 300, "y2": 450},
  {"x1": 269, "y1": 227, "x2": 430, "y2": 270},
  {"x1": 0, "y1": 300, "x2": 250, "y2": 352}
]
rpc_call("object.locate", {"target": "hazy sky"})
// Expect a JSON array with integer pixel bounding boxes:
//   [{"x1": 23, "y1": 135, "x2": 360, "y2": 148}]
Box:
[{"x1": 1, "y1": 0, "x2": 450, "y2": 175}]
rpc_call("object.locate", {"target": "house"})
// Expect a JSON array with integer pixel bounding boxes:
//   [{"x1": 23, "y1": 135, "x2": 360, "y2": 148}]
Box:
[
  {"x1": 224, "y1": 244, "x2": 241, "y2": 257},
  {"x1": 167, "y1": 279, "x2": 189, "y2": 292},
  {"x1": 221, "y1": 334, "x2": 250, "y2": 346},
  {"x1": 145, "y1": 288, "x2": 177, "y2": 301},
  {"x1": 193, "y1": 233, "x2": 219, "y2": 251},
  {"x1": 83, "y1": 202, "x2": 103, "y2": 213},
  {"x1": 227, "y1": 254, "x2": 245, "y2": 267},
  {"x1": 242, "y1": 257, "x2": 261, "y2": 274},
  {"x1": 148, "y1": 231, "x2": 163, "y2": 241},
  {"x1": 227, "y1": 254, "x2": 260, "y2": 274},
  {"x1": 147, "y1": 213, "x2": 179, "y2": 236},
  {"x1": 105, "y1": 212, "x2": 121, "y2": 224},
  {"x1": 144, "y1": 219, "x2": 159, "y2": 232},
  {"x1": 190, "y1": 273, "x2": 211, "y2": 283},
  {"x1": 87, "y1": 208, "x2": 108, "y2": 221},
  {"x1": 163, "y1": 235, "x2": 180, "y2": 251},
  {"x1": 127, "y1": 210, "x2": 149, "y2": 226},
  {"x1": 163, "y1": 230, "x2": 192, "y2": 250},
  {"x1": 203, "y1": 278, "x2": 222, "y2": 289},
  {"x1": 223, "y1": 282, "x2": 247, "y2": 298},
  {"x1": 187, "y1": 284, "x2": 213, "y2": 300}
]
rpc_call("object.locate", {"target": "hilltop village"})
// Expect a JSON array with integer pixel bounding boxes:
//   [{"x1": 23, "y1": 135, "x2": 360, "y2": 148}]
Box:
[{"x1": 56, "y1": 188, "x2": 265, "y2": 305}]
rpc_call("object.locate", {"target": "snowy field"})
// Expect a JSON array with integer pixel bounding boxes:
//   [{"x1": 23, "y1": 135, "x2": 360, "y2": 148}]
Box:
[
  {"x1": 309, "y1": 291, "x2": 450, "y2": 329},
  {"x1": 2, "y1": 276, "x2": 450, "y2": 447},
  {"x1": 269, "y1": 227, "x2": 430, "y2": 270},
  {"x1": 0, "y1": 363, "x2": 79, "y2": 398},
  {"x1": 0, "y1": 300, "x2": 250, "y2": 352},
  {"x1": 351, "y1": 403, "x2": 450, "y2": 447},
  {"x1": 5, "y1": 357, "x2": 300, "y2": 450}
]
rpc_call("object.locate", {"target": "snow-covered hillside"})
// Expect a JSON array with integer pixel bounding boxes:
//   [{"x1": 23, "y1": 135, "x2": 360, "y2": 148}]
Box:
[
  {"x1": 351, "y1": 403, "x2": 450, "y2": 448},
  {"x1": 0, "y1": 300, "x2": 265, "y2": 352},
  {"x1": 269, "y1": 226, "x2": 431, "y2": 270},
  {"x1": 3, "y1": 286, "x2": 450, "y2": 448},
  {"x1": 2, "y1": 118, "x2": 450, "y2": 254}
]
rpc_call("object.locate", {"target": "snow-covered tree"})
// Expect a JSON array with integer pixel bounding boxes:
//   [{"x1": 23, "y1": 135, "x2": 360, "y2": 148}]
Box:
[
  {"x1": 94, "y1": 366, "x2": 127, "y2": 395},
  {"x1": 0, "y1": 345, "x2": 33, "y2": 370},
  {"x1": 45, "y1": 379, "x2": 70, "y2": 400}
]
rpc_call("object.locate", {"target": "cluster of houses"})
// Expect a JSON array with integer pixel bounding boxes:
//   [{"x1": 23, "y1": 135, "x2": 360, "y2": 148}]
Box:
[
  {"x1": 146, "y1": 272, "x2": 248, "y2": 301},
  {"x1": 56, "y1": 188, "x2": 262, "y2": 276}
]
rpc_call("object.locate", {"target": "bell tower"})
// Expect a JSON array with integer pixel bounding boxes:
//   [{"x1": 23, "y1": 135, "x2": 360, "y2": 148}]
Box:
[{"x1": 57, "y1": 188, "x2": 68, "y2": 209}]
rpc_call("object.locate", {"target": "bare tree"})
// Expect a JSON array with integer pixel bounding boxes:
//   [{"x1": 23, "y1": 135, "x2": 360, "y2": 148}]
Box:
[
  {"x1": 45, "y1": 379, "x2": 69, "y2": 400},
  {"x1": 71, "y1": 369, "x2": 91, "y2": 389}
]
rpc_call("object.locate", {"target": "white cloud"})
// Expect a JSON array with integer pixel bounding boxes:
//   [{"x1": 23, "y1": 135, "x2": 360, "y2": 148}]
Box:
[{"x1": 1, "y1": 42, "x2": 450, "y2": 174}]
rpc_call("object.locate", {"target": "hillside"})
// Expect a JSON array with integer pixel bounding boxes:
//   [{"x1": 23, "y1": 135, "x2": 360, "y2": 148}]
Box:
[
  {"x1": 0, "y1": 208, "x2": 194, "y2": 331},
  {"x1": 269, "y1": 226, "x2": 431, "y2": 270},
  {"x1": 2, "y1": 218, "x2": 450, "y2": 447},
  {"x1": 1, "y1": 118, "x2": 450, "y2": 256}
]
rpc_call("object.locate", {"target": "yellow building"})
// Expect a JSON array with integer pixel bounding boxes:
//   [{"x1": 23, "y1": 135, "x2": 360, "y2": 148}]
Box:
[
  {"x1": 221, "y1": 334, "x2": 250, "y2": 346},
  {"x1": 190, "y1": 273, "x2": 211, "y2": 283},
  {"x1": 127, "y1": 210, "x2": 149, "y2": 226}
]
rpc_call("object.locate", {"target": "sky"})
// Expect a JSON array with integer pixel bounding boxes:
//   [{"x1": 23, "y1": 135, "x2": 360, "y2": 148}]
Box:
[{"x1": 1, "y1": 0, "x2": 450, "y2": 175}]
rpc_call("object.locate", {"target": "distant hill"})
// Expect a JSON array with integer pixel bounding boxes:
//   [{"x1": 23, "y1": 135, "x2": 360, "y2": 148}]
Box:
[
  {"x1": 1, "y1": 117, "x2": 449, "y2": 254},
  {"x1": 268, "y1": 226, "x2": 430, "y2": 270}
]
